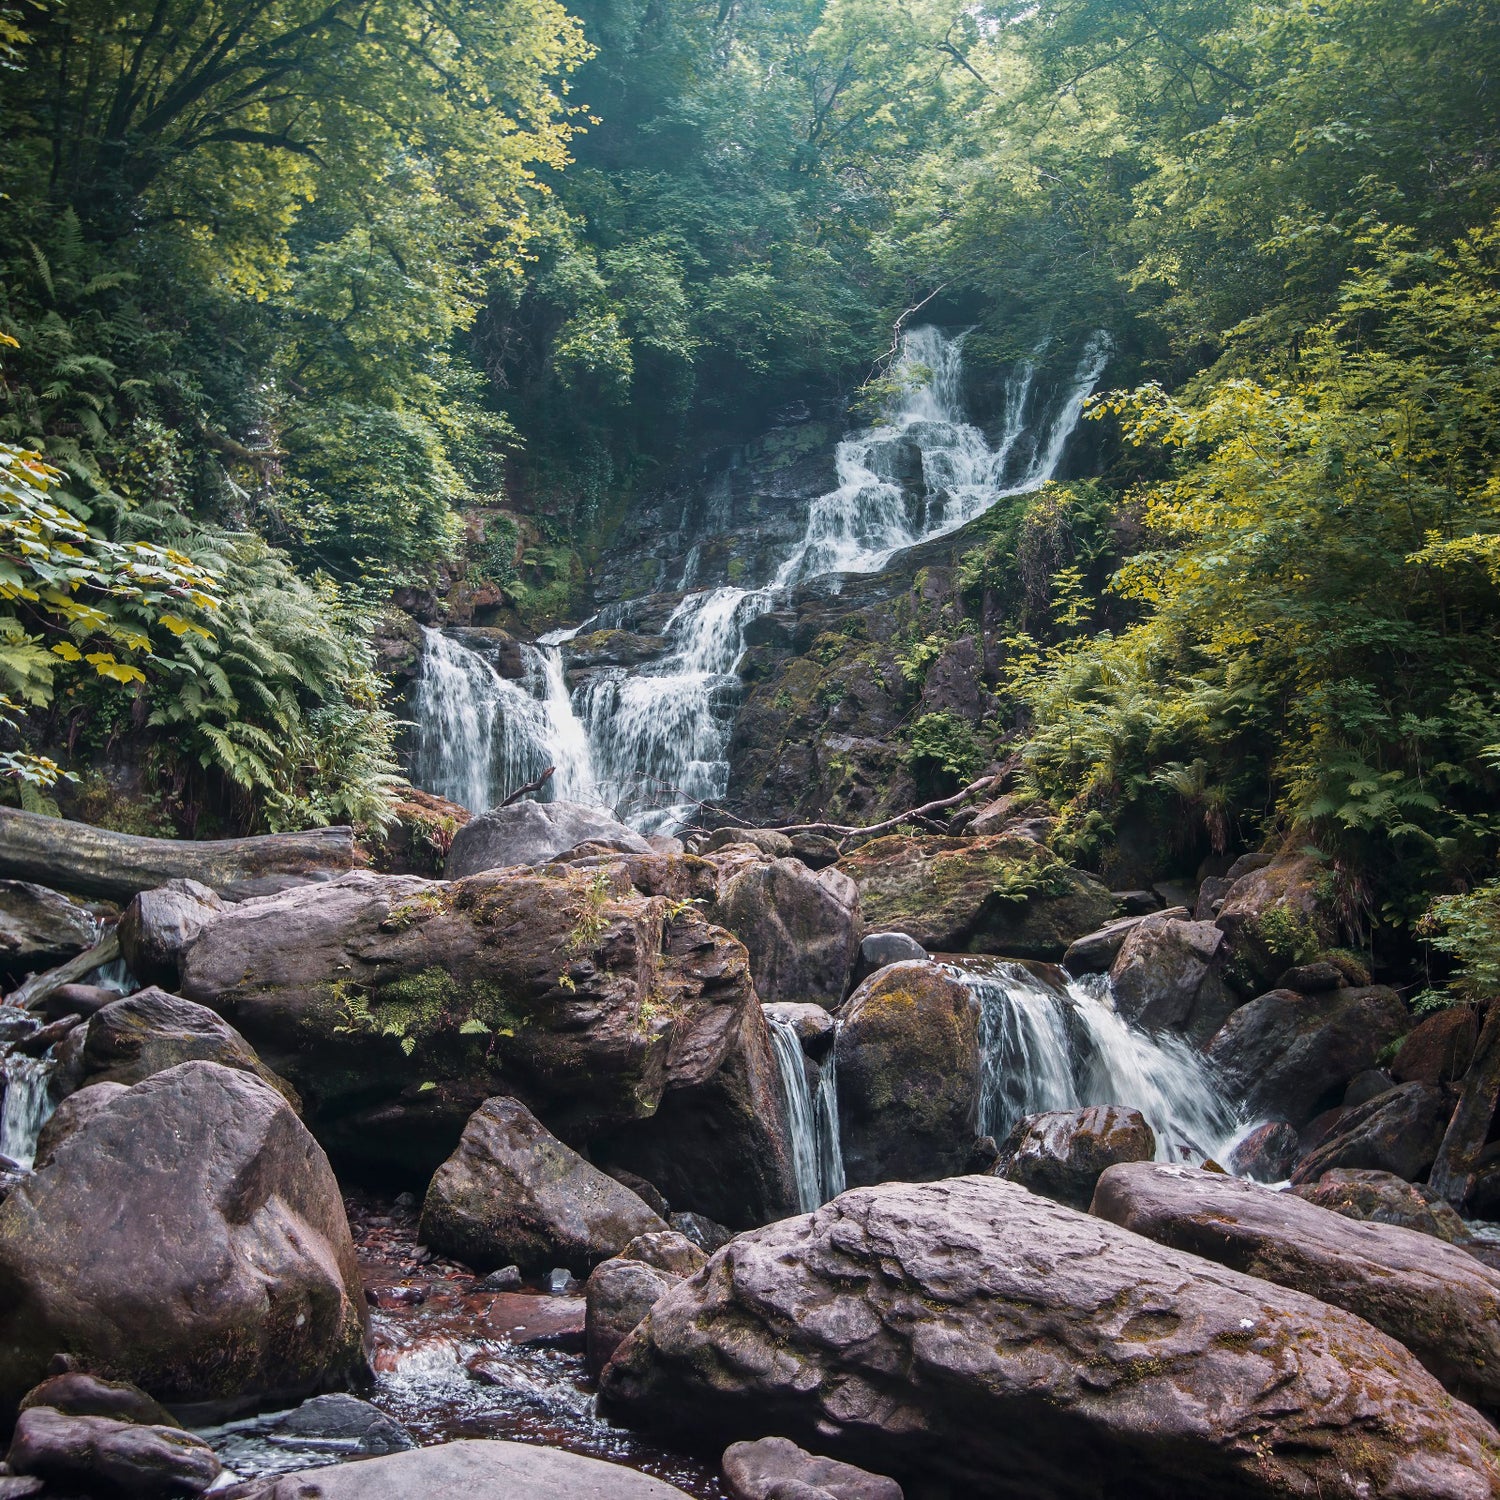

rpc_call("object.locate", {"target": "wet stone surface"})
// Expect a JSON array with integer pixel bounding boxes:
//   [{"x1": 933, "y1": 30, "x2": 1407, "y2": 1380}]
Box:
[{"x1": 197, "y1": 1193, "x2": 724, "y2": 1498}]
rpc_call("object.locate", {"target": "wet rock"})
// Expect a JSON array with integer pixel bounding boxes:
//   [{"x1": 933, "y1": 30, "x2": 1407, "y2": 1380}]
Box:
[
  {"x1": 1343, "y1": 1068, "x2": 1397, "y2": 1106},
  {"x1": 548, "y1": 1268, "x2": 581, "y2": 1295},
  {"x1": 12, "y1": 1012, "x2": 82, "y2": 1056},
  {"x1": 117, "y1": 880, "x2": 225, "y2": 990},
  {"x1": 1192, "y1": 875, "x2": 1235, "y2": 921},
  {"x1": 1061, "y1": 909, "x2": 1187, "y2": 975},
  {"x1": 1392, "y1": 1007, "x2": 1479, "y2": 1087},
  {"x1": 855, "y1": 930, "x2": 926, "y2": 979},
  {"x1": 834, "y1": 961, "x2": 979, "y2": 1187},
  {"x1": 1290, "y1": 1081, "x2": 1451, "y2": 1184},
  {"x1": 601, "y1": 1176, "x2": 1499, "y2": 1498},
  {"x1": 0, "y1": 1061, "x2": 368, "y2": 1421},
  {"x1": 585, "y1": 1257, "x2": 679, "y2": 1375},
  {"x1": 0, "y1": 1476, "x2": 42, "y2": 1497},
  {"x1": 1112, "y1": 890, "x2": 1162, "y2": 916},
  {"x1": 997, "y1": 1105, "x2": 1156, "y2": 1210},
  {"x1": 762, "y1": 1001, "x2": 836, "y2": 1058},
  {"x1": 835, "y1": 834, "x2": 1116, "y2": 958},
  {"x1": 471, "y1": 1265, "x2": 522, "y2": 1292},
  {"x1": 74, "y1": 988, "x2": 299, "y2": 1108},
  {"x1": 1108, "y1": 916, "x2": 1236, "y2": 1044},
  {"x1": 1225, "y1": 1121, "x2": 1300, "y2": 1182},
  {"x1": 5, "y1": 1405, "x2": 220, "y2": 1496},
  {"x1": 1291, "y1": 1168, "x2": 1470, "y2": 1244},
  {"x1": 722, "y1": 1436, "x2": 903, "y2": 1500},
  {"x1": 419, "y1": 1096, "x2": 666, "y2": 1275},
  {"x1": 705, "y1": 828, "x2": 794, "y2": 858},
  {"x1": 33, "y1": 982, "x2": 120, "y2": 1023},
  {"x1": 715, "y1": 858, "x2": 861, "y2": 1008},
  {"x1": 1214, "y1": 855, "x2": 1335, "y2": 993},
  {"x1": 17, "y1": 1373, "x2": 178, "y2": 1427},
  {"x1": 212, "y1": 1438, "x2": 696, "y2": 1498},
  {"x1": 1204, "y1": 984, "x2": 1407, "y2": 1125},
  {"x1": 668, "y1": 1211, "x2": 733, "y2": 1253},
  {"x1": 618, "y1": 1229, "x2": 708, "y2": 1278},
  {"x1": 271, "y1": 1393, "x2": 414, "y2": 1455},
  {"x1": 0, "y1": 881, "x2": 97, "y2": 981},
  {"x1": 1276, "y1": 960, "x2": 1346, "y2": 993},
  {"x1": 1092, "y1": 1160, "x2": 1500, "y2": 1414},
  {"x1": 447, "y1": 801, "x2": 651, "y2": 876}
]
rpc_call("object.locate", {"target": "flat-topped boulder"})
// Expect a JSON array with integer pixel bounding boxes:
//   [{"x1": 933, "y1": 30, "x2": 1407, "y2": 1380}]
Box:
[
  {"x1": 1091, "y1": 1160, "x2": 1500, "y2": 1414},
  {"x1": 601, "y1": 1176, "x2": 1499, "y2": 1498}
]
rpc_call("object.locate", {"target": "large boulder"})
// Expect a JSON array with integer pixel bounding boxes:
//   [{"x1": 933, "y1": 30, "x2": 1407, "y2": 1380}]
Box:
[
  {"x1": 0, "y1": 881, "x2": 97, "y2": 980},
  {"x1": 834, "y1": 962, "x2": 978, "y2": 1187},
  {"x1": 1061, "y1": 909, "x2": 1187, "y2": 976},
  {"x1": 447, "y1": 801, "x2": 650, "y2": 876},
  {"x1": 834, "y1": 835, "x2": 1115, "y2": 958},
  {"x1": 600, "y1": 1177, "x2": 1499, "y2": 1498},
  {"x1": 1214, "y1": 855, "x2": 1335, "y2": 993},
  {"x1": 214, "y1": 1439, "x2": 696, "y2": 1498},
  {"x1": 179, "y1": 869, "x2": 790, "y2": 1202},
  {"x1": 0, "y1": 1061, "x2": 368, "y2": 1422},
  {"x1": 5, "y1": 1405, "x2": 221, "y2": 1497},
  {"x1": 1092, "y1": 1161, "x2": 1500, "y2": 1414},
  {"x1": 722, "y1": 1437, "x2": 902, "y2": 1500},
  {"x1": 1392, "y1": 1008, "x2": 1479, "y2": 1087},
  {"x1": 1291, "y1": 1168, "x2": 1470, "y2": 1244},
  {"x1": 1289, "y1": 1082, "x2": 1451, "y2": 1184},
  {"x1": 1224, "y1": 1121, "x2": 1301, "y2": 1183},
  {"x1": 714, "y1": 858, "x2": 861, "y2": 1008},
  {"x1": 585, "y1": 1256, "x2": 679, "y2": 1376},
  {"x1": 117, "y1": 880, "x2": 225, "y2": 990},
  {"x1": 420, "y1": 1097, "x2": 666, "y2": 1275},
  {"x1": 1108, "y1": 916, "x2": 1236, "y2": 1044},
  {"x1": 71, "y1": 988, "x2": 298, "y2": 1108},
  {"x1": 997, "y1": 1105, "x2": 1155, "y2": 1210},
  {"x1": 1204, "y1": 984, "x2": 1407, "y2": 1125}
]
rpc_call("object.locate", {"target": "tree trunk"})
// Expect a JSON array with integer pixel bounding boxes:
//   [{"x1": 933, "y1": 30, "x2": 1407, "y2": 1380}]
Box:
[
  {"x1": 1429, "y1": 1002, "x2": 1500, "y2": 1209},
  {"x1": 0, "y1": 807, "x2": 357, "y2": 904}
]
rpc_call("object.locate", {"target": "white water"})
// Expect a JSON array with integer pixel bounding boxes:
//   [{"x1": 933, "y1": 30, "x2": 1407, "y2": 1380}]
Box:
[
  {"x1": 959, "y1": 962, "x2": 1241, "y2": 1164},
  {"x1": 0, "y1": 1051, "x2": 54, "y2": 1169},
  {"x1": 767, "y1": 1016, "x2": 844, "y2": 1212}
]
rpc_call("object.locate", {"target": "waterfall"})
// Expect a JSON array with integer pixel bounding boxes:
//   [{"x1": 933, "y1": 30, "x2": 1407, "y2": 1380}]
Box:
[
  {"x1": 0, "y1": 1050, "x2": 54, "y2": 1169},
  {"x1": 767, "y1": 1016, "x2": 843, "y2": 1212},
  {"x1": 410, "y1": 628, "x2": 597, "y2": 812},
  {"x1": 959, "y1": 962, "x2": 1240, "y2": 1164}
]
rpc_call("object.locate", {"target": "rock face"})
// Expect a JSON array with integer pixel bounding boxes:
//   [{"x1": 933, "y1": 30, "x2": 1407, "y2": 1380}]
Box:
[
  {"x1": 117, "y1": 880, "x2": 225, "y2": 990},
  {"x1": 1092, "y1": 1161, "x2": 1500, "y2": 1414},
  {"x1": 1108, "y1": 917, "x2": 1236, "y2": 1044},
  {"x1": 1289, "y1": 1081, "x2": 1451, "y2": 1184},
  {"x1": 1291, "y1": 1168, "x2": 1470, "y2": 1244},
  {"x1": 601, "y1": 1176, "x2": 1499, "y2": 1499},
  {"x1": 997, "y1": 1106, "x2": 1155, "y2": 1210},
  {"x1": 714, "y1": 858, "x2": 861, "y2": 1008},
  {"x1": 722, "y1": 1437, "x2": 903, "y2": 1500},
  {"x1": 6, "y1": 1406, "x2": 221, "y2": 1497},
  {"x1": 1204, "y1": 984, "x2": 1408, "y2": 1125},
  {"x1": 214, "y1": 1438, "x2": 697, "y2": 1499},
  {"x1": 585, "y1": 1257, "x2": 679, "y2": 1376},
  {"x1": 834, "y1": 962, "x2": 978, "y2": 1187},
  {"x1": 0, "y1": 1061, "x2": 368, "y2": 1421},
  {"x1": 72, "y1": 988, "x2": 298, "y2": 1107},
  {"x1": 1392, "y1": 1008, "x2": 1479, "y2": 1086},
  {"x1": 419, "y1": 1097, "x2": 666, "y2": 1275},
  {"x1": 180, "y1": 868, "x2": 795, "y2": 1219},
  {"x1": 835, "y1": 834, "x2": 1115, "y2": 958},
  {"x1": 0, "y1": 881, "x2": 97, "y2": 979},
  {"x1": 447, "y1": 801, "x2": 651, "y2": 876},
  {"x1": 1213, "y1": 855, "x2": 1334, "y2": 992}
]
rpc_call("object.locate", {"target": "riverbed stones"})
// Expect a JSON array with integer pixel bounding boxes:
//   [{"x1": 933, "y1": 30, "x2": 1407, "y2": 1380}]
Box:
[
  {"x1": 1289, "y1": 1081, "x2": 1451, "y2": 1183},
  {"x1": 601, "y1": 1176, "x2": 1499, "y2": 1498},
  {"x1": 997, "y1": 1105, "x2": 1156, "y2": 1210},
  {"x1": 117, "y1": 880, "x2": 225, "y2": 989},
  {"x1": 17, "y1": 1372, "x2": 179, "y2": 1427},
  {"x1": 1108, "y1": 915, "x2": 1236, "y2": 1043},
  {"x1": 419, "y1": 1096, "x2": 666, "y2": 1275},
  {"x1": 833, "y1": 961, "x2": 978, "y2": 1186},
  {"x1": 447, "y1": 801, "x2": 651, "y2": 876},
  {"x1": 1092, "y1": 1161, "x2": 1500, "y2": 1414},
  {"x1": 722, "y1": 1437, "x2": 903, "y2": 1500},
  {"x1": 834, "y1": 834, "x2": 1116, "y2": 958},
  {"x1": 5, "y1": 1406, "x2": 221, "y2": 1497},
  {"x1": 0, "y1": 1060, "x2": 368, "y2": 1421},
  {"x1": 213, "y1": 1438, "x2": 698, "y2": 1498},
  {"x1": 1204, "y1": 983, "x2": 1408, "y2": 1124}
]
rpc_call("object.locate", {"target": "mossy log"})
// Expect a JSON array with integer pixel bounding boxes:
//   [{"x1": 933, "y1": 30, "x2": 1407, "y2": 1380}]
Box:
[{"x1": 0, "y1": 806, "x2": 356, "y2": 904}]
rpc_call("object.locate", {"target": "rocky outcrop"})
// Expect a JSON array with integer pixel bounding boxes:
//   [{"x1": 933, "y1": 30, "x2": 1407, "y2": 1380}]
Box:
[
  {"x1": 714, "y1": 857, "x2": 861, "y2": 1008},
  {"x1": 447, "y1": 801, "x2": 650, "y2": 876},
  {"x1": 997, "y1": 1105, "x2": 1155, "y2": 1210},
  {"x1": 1213, "y1": 855, "x2": 1335, "y2": 993},
  {"x1": 5, "y1": 1405, "x2": 221, "y2": 1497},
  {"x1": 761, "y1": 1002, "x2": 835, "y2": 1057},
  {"x1": 835, "y1": 835, "x2": 1115, "y2": 958},
  {"x1": 419, "y1": 1097, "x2": 666, "y2": 1275},
  {"x1": 600, "y1": 1176, "x2": 1499, "y2": 1498},
  {"x1": 1092, "y1": 1161, "x2": 1500, "y2": 1414},
  {"x1": 834, "y1": 962, "x2": 978, "y2": 1186},
  {"x1": 214, "y1": 1439, "x2": 697, "y2": 1499},
  {"x1": 0, "y1": 1061, "x2": 368, "y2": 1422},
  {"x1": 722, "y1": 1437, "x2": 902, "y2": 1500},
  {"x1": 117, "y1": 880, "x2": 224, "y2": 990},
  {"x1": 1289, "y1": 1082, "x2": 1451, "y2": 1184},
  {"x1": 1291, "y1": 1168, "x2": 1470, "y2": 1243},
  {"x1": 1108, "y1": 916, "x2": 1236, "y2": 1044},
  {"x1": 1204, "y1": 984, "x2": 1407, "y2": 1125},
  {"x1": 0, "y1": 881, "x2": 97, "y2": 980}
]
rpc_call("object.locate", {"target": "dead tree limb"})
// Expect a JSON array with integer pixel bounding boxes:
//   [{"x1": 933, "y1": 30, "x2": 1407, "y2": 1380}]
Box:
[
  {"x1": 7, "y1": 930, "x2": 120, "y2": 1012},
  {"x1": 500, "y1": 766, "x2": 555, "y2": 807},
  {"x1": 764, "y1": 772, "x2": 1002, "y2": 842}
]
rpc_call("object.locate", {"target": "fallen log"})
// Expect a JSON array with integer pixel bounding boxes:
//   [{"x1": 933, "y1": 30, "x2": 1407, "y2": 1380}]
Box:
[
  {"x1": 6, "y1": 930, "x2": 119, "y2": 1012},
  {"x1": 0, "y1": 807, "x2": 357, "y2": 905}
]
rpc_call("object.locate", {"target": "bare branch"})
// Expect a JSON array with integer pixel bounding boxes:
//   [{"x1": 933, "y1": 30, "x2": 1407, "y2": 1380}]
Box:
[{"x1": 500, "y1": 766, "x2": 555, "y2": 807}]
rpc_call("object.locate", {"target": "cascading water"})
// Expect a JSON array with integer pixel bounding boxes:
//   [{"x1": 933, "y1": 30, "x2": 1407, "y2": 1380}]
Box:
[
  {"x1": 0, "y1": 1049, "x2": 53, "y2": 1169},
  {"x1": 959, "y1": 962, "x2": 1241, "y2": 1164},
  {"x1": 767, "y1": 1016, "x2": 844, "y2": 1211}
]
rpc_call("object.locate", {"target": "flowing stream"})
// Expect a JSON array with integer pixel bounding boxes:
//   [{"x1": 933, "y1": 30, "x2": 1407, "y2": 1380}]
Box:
[
  {"x1": 411, "y1": 326, "x2": 1110, "y2": 829},
  {"x1": 0, "y1": 1050, "x2": 53, "y2": 1169},
  {"x1": 766, "y1": 1017, "x2": 845, "y2": 1211}
]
